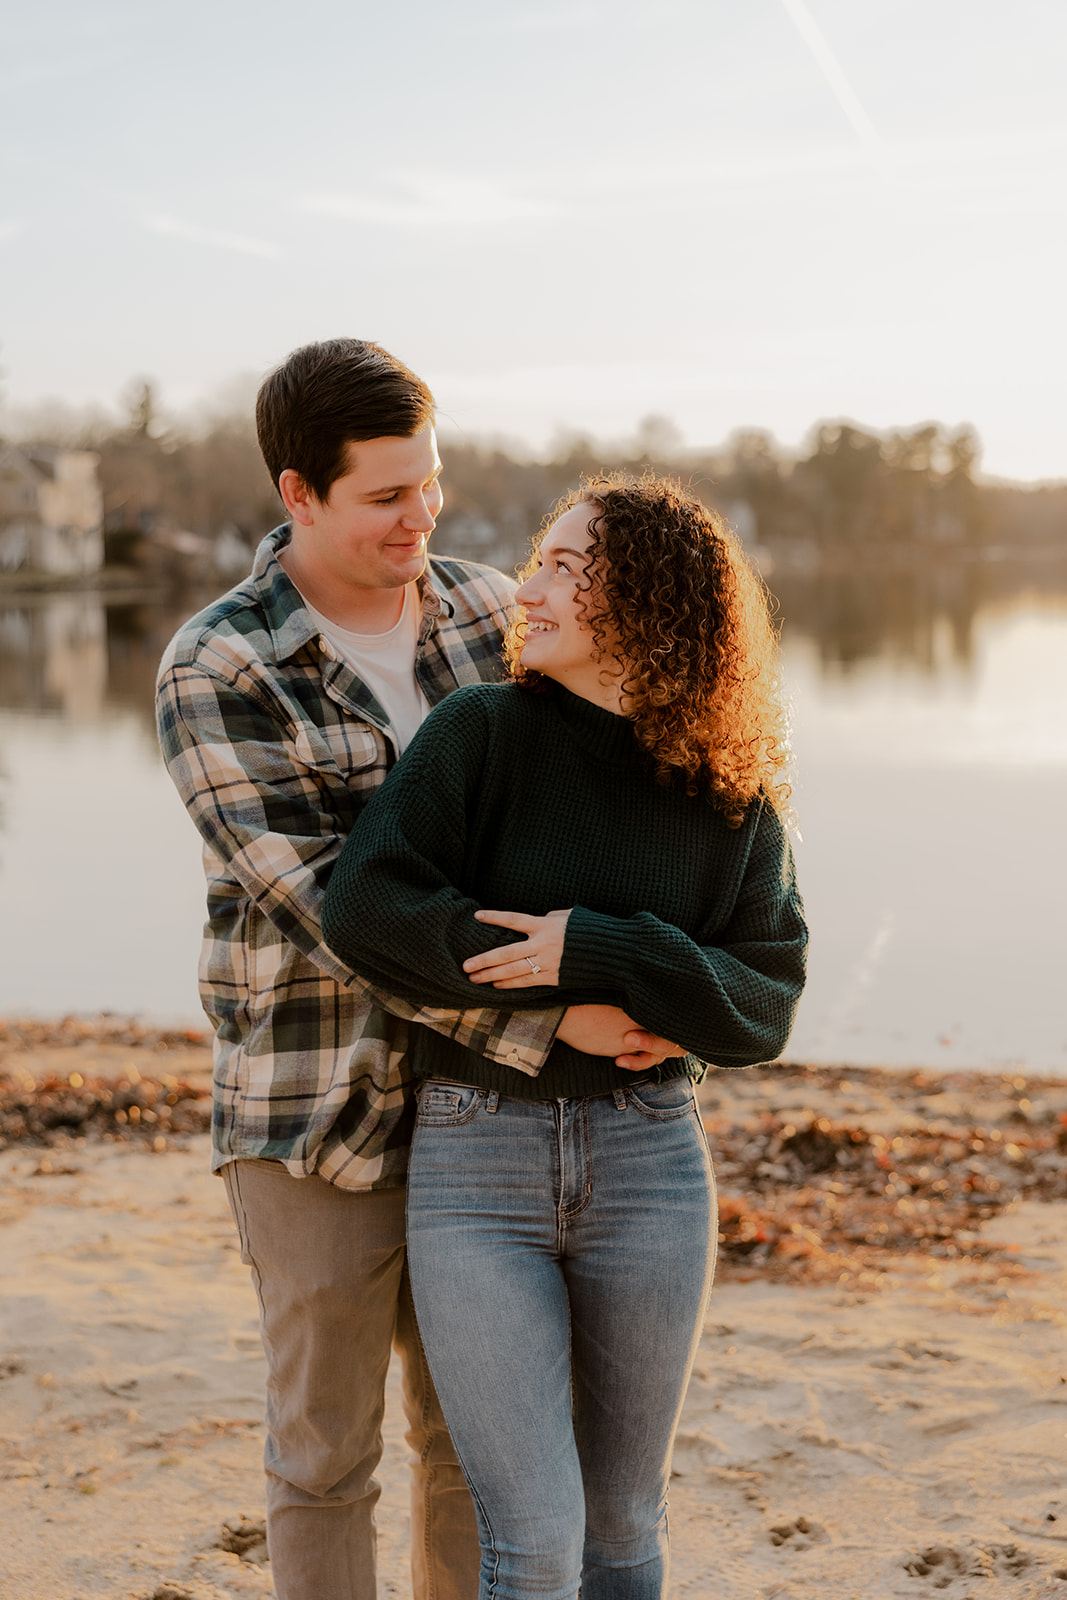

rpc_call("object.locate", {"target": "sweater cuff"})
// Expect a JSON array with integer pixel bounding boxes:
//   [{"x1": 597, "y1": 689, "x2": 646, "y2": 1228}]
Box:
[{"x1": 560, "y1": 905, "x2": 636, "y2": 990}]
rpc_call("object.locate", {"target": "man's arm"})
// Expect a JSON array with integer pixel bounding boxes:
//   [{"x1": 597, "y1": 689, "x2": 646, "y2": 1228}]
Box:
[
  {"x1": 345, "y1": 983, "x2": 680, "y2": 1072},
  {"x1": 555, "y1": 1006, "x2": 686, "y2": 1071},
  {"x1": 155, "y1": 655, "x2": 562, "y2": 1075}
]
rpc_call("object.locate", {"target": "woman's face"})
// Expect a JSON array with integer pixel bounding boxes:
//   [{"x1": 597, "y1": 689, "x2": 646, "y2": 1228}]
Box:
[{"x1": 514, "y1": 504, "x2": 625, "y2": 708}]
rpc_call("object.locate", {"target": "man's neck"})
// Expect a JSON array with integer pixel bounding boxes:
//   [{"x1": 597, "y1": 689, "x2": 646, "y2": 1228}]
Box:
[{"x1": 278, "y1": 544, "x2": 408, "y2": 634}]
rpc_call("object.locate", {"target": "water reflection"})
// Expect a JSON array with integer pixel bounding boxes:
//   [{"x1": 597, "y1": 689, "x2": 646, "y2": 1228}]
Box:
[
  {"x1": 0, "y1": 595, "x2": 108, "y2": 720},
  {"x1": 3, "y1": 553, "x2": 1066, "y2": 733},
  {"x1": 0, "y1": 585, "x2": 221, "y2": 725},
  {"x1": 769, "y1": 550, "x2": 1067, "y2": 677},
  {"x1": 0, "y1": 553, "x2": 1066, "y2": 1067}
]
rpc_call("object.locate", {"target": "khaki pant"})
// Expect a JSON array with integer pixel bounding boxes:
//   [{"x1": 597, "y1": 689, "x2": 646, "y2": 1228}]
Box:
[{"x1": 222, "y1": 1160, "x2": 478, "y2": 1600}]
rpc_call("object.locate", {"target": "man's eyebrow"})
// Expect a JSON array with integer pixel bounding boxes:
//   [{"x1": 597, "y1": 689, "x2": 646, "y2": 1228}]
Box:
[{"x1": 359, "y1": 466, "x2": 442, "y2": 498}]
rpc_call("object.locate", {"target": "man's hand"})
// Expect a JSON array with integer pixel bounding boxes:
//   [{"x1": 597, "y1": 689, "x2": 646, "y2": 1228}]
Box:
[{"x1": 555, "y1": 1004, "x2": 686, "y2": 1071}]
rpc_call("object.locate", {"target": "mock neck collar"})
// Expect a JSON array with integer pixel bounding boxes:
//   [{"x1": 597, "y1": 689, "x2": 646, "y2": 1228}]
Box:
[{"x1": 550, "y1": 682, "x2": 643, "y2": 765}]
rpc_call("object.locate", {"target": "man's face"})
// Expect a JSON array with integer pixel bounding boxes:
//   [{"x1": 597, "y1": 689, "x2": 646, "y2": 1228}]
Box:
[{"x1": 297, "y1": 425, "x2": 443, "y2": 594}]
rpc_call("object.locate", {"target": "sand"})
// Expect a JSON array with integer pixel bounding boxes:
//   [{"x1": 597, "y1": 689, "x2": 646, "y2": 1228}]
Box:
[{"x1": 2, "y1": 1030, "x2": 1066, "y2": 1600}]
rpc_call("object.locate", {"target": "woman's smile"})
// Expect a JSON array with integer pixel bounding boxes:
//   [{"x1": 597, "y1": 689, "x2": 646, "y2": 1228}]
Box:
[{"x1": 511, "y1": 504, "x2": 630, "y2": 708}]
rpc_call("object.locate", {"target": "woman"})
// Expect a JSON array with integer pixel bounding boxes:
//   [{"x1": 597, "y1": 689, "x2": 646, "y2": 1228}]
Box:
[{"x1": 323, "y1": 475, "x2": 807, "y2": 1599}]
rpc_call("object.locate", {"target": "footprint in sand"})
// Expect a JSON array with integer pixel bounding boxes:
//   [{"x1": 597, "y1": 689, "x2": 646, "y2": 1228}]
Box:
[
  {"x1": 903, "y1": 1541, "x2": 1033, "y2": 1583},
  {"x1": 768, "y1": 1515, "x2": 828, "y2": 1550},
  {"x1": 215, "y1": 1514, "x2": 269, "y2": 1564}
]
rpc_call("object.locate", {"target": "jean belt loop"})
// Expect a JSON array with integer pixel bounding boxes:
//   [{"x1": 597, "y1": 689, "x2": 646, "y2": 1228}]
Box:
[
  {"x1": 612, "y1": 1088, "x2": 627, "y2": 1111},
  {"x1": 486, "y1": 1090, "x2": 500, "y2": 1115}
]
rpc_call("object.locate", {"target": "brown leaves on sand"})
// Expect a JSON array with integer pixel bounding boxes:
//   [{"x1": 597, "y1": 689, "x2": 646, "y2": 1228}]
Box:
[
  {"x1": 709, "y1": 1089, "x2": 1067, "y2": 1281},
  {"x1": 0, "y1": 1071, "x2": 210, "y2": 1151}
]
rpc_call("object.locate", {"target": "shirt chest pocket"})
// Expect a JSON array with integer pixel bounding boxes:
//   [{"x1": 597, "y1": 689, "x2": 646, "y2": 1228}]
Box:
[{"x1": 291, "y1": 717, "x2": 387, "y2": 789}]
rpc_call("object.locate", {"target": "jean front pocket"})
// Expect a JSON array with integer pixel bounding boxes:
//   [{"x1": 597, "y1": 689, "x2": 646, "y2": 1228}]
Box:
[
  {"x1": 625, "y1": 1075, "x2": 696, "y2": 1121},
  {"x1": 415, "y1": 1080, "x2": 484, "y2": 1127}
]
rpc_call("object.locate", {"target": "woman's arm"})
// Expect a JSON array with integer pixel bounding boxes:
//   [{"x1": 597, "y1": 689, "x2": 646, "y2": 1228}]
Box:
[
  {"x1": 558, "y1": 801, "x2": 807, "y2": 1066},
  {"x1": 463, "y1": 801, "x2": 807, "y2": 1069},
  {"x1": 322, "y1": 690, "x2": 804, "y2": 1068}
]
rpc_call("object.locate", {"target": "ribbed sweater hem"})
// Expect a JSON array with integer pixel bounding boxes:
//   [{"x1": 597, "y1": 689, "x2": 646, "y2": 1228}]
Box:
[{"x1": 411, "y1": 1032, "x2": 705, "y2": 1101}]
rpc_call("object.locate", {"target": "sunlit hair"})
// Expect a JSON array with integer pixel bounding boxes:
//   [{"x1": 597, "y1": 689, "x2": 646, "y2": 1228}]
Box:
[{"x1": 506, "y1": 473, "x2": 791, "y2": 826}]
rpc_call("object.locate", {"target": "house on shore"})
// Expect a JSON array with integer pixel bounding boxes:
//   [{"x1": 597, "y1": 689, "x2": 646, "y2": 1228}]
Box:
[{"x1": 0, "y1": 446, "x2": 104, "y2": 578}]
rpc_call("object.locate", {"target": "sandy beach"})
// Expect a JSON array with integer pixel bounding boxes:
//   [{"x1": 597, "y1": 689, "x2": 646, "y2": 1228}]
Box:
[{"x1": 2, "y1": 1018, "x2": 1066, "y2": 1600}]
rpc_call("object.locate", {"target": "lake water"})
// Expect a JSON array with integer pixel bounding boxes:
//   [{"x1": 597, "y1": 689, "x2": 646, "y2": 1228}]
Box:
[{"x1": 2, "y1": 550, "x2": 1066, "y2": 1076}]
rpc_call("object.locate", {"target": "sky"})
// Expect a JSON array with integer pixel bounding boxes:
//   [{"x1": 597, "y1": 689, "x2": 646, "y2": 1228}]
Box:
[{"x1": 2, "y1": 0, "x2": 1065, "y2": 481}]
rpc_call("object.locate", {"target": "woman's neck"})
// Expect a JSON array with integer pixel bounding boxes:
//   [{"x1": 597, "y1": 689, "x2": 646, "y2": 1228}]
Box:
[{"x1": 544, "y1": 661, "x2": 629, "y2": 715}]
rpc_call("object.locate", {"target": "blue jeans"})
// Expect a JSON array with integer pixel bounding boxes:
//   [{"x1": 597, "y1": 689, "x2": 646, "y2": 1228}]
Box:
[{"x1": 406, "y1": 1077, "x2": 717, "y2": 1600}]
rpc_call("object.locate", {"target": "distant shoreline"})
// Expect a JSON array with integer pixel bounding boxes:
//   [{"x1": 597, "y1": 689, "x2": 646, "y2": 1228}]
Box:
[
  {"x1": 4, "y1": 539, "x2": 1067, "y2": 600},
  {"x1": 0, "y1": 565, "x2": 180, "y2": 597}
]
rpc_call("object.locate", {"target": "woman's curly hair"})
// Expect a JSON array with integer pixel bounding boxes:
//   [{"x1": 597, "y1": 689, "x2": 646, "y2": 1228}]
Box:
[{"x1": 505, "y1": 473, "x2": 791, "y2": 827}]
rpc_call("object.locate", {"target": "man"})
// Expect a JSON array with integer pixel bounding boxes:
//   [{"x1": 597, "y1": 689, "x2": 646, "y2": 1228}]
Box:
[{"x1": 156, "y1": 337, "x2": 681, "y2": 1600}]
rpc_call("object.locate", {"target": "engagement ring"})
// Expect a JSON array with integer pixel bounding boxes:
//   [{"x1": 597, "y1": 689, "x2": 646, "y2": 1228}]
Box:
[{"x1": 525, "y1": 957, "x2": 542, "y2": 974}]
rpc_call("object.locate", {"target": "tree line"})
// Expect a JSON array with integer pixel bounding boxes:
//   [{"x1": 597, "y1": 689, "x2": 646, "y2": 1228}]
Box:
[{"x1": 4, "y1": 382, "x2": 1064, "y2": 574}]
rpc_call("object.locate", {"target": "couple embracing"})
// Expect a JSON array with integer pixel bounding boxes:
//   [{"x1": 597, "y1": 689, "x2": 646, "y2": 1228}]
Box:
[{"x1": 157, "y1": 337, "x2": 807, "y2": 1600}]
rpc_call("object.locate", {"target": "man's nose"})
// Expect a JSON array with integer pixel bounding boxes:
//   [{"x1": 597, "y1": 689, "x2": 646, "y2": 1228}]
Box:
[{"x1": 402, "y1": 495, "x2": 438, "y2": 532}]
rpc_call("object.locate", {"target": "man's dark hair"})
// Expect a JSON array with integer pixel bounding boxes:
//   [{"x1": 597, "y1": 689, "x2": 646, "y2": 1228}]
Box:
[{"x1": 255, "y1": 338, "x2": 435, "y2": 502}]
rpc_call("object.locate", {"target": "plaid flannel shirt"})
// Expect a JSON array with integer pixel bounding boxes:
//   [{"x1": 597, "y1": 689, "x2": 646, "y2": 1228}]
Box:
[{"x1": 156, "y1": 526, "x2": 562, "y2": 1189}]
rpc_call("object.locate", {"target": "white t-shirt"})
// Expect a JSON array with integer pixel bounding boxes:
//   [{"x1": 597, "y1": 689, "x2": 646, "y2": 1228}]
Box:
[{"x1": 304, "y1": 584, "x2": 431, "y2": 754}]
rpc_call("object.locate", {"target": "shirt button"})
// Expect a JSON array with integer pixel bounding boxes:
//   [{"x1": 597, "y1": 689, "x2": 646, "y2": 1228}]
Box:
[{"x1": 507, "y1": 1051, "x2": 521, "y2": 1064}]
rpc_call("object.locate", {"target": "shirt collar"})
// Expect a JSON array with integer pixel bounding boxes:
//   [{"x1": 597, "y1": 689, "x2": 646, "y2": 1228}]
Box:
[{"x1": 251, "y1": 524, "x2": 450, "y2": 661}]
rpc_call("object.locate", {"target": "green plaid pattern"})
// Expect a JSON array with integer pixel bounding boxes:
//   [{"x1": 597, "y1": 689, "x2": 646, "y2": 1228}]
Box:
[{"x1": 156, "y1": 527, "x2": 561, "y2": 1189}]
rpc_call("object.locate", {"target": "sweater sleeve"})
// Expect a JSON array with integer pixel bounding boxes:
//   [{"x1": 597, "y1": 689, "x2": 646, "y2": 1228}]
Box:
[
  {"x1": 559, "y1": 799, "x2": 808, "y2": 1067},
  {"x1": 322, "y1": 689, "x2": 571, "y2": 1015}
]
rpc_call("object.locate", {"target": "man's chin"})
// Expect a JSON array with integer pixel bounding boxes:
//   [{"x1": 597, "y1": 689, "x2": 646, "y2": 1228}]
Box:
[{"x1": 385, "y1": 549, "x2": 429, "y2": 585}]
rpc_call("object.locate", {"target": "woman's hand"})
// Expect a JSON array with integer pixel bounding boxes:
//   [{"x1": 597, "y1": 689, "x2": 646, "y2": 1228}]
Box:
[{"x1": 462, "y1": 909, "x2": 572, "y2": 988}]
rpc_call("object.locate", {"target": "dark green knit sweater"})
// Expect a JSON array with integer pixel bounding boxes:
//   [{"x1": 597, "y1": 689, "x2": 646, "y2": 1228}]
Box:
[{"x1": 322, "y1": 681, "x2": 807, "y2": 1100}]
